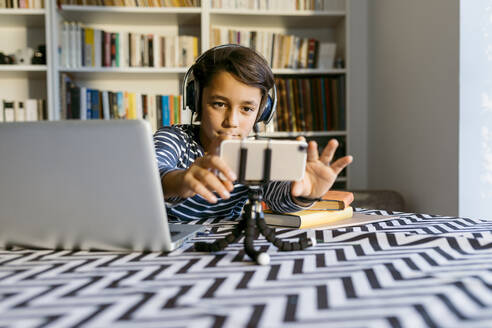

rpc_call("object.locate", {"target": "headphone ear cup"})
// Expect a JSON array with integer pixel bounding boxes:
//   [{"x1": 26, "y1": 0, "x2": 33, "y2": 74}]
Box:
[
  {"x1": 186, "y1": 80, "x2": 196, "y2": 113},
  {"x1": 258, "y1": 94, "x2": 275, "y2": 123}
]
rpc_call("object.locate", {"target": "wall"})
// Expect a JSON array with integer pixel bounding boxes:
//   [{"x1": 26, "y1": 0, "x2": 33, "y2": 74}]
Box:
[
  {"x1": 347, "y1": 0, "x2": 369, "y2": 190},
  {"x1": 367, "y1": 0, "x2": 460, "y2": 215}
]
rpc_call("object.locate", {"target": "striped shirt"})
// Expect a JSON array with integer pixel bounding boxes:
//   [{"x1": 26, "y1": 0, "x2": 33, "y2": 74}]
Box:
[{"x1": 153, "y1": 125, "x2": 305, "y2": 221}]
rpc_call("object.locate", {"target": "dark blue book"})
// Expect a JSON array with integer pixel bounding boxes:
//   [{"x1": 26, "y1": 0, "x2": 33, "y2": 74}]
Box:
[
  {"x1": 81, "y1": 28, "x2": 85, "y2": 67},
  {"x1": 320, "y1": 78, "x2": 327, "y2": 131},
  {"x1": 91, "y1": 89, "x2": 100, "y2": 119},
  {"x1": 339, "y1": 76, "x2": 346, "y2": 130},
  {"x1": 86, "y1": 88, "x2": 92, "y2": 119}
]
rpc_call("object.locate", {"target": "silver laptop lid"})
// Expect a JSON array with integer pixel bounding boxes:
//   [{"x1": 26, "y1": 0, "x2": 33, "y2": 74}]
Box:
[{"x1": 0, "y1": 120, "x2": 175, "y2": 252}]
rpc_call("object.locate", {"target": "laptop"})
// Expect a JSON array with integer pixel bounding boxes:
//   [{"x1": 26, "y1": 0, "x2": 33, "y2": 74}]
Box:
[{"x1": 0, "y1": 120, "x2": 204, "y2": 252}]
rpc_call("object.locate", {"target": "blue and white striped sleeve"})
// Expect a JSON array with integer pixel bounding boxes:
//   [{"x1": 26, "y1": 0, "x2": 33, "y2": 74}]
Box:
[
  {"x1": 153, "y1": 126, "x2": 187, "y2": 178},
  {"x1": 262, "y1": 181, "x2": 307, "y2": 213}
]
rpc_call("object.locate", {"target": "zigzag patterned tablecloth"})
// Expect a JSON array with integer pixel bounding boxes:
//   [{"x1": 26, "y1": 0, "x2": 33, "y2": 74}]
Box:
[{"x1": 0, "y1": 209, "x2": 491, "y2": 328}]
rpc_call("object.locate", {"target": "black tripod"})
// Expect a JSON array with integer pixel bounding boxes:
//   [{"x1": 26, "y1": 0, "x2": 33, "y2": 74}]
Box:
[{"x1": 194, "y1": 142, "x2": 315, "y2": 265}]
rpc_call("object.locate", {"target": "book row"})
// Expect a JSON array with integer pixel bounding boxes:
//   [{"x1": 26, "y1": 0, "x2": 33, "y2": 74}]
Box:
[
  {"x1": 271, "y1": 75, "x2": 345, "y2": 132},
  {"x1": 211, "y1": 28, "x2": 336, "y2": 69},
  {"x1": 211, "y1": 0, "x2": 344, "y2": 11},
  {"x1": 0, "y1": 99, "x2": 47, "y2": 123},
  {"x1": 58, "y1": 0, "x2": 200, "y2": 7},
  {"x1": 61, "y1": 75, "x2": 191, "y2": 132},
  {"x1": 0, "y1": 0, "x2": 43, "y2": 8},
  {"x1": 61, "y1": 22, "x2": 199, "y2": 68}
]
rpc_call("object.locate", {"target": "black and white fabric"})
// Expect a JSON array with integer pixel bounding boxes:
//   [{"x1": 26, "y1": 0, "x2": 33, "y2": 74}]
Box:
[{"x1": 0, "y1": 209, "x2": 491, "y2": 328}]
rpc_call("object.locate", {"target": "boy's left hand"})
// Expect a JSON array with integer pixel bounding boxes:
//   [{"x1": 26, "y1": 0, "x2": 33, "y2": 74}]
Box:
[{"x1": 291, "y1": 137, "x2": 353, "y2": 205}]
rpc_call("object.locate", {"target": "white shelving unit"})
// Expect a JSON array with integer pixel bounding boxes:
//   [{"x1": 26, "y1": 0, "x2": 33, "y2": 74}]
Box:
[
  {"x1": 49, "y1": 3, "x2": 202, "y2": 120},
  {"x1": 0, "y1": 4, "x2": 51, "y2": 111},
  {"x1": 3, "y1": 0, "x2": 350, "y2": 187}
]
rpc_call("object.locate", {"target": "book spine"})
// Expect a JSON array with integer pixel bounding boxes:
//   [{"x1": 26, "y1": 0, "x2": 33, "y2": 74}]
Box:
[
  {"x1": 91, "y1": 89, "x2": 99, "y2": 119},
  {"x1": 156, "y1": 95, "x2": 162, "y2": 128},
  {"x1": 86, "y1": 89, "x2": 92, "y2": 119},
  {"x1": 0, "y1": 100, "x2": 4, "y2": 123},
  {"x1": 320, "y1": 77, "x2": 327, "y2": 130},
  {"x1": 80, "y1": 87, "x2": 87, "y2": 120},
  {"x1": 162, "y1": 95, "x2": 170, "y2": 126},
  {"x1": 117, "y1": 92, "x2": 125, "y2": 119}
]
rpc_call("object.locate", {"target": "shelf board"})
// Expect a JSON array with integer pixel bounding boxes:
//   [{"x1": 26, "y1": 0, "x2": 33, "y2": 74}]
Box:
[
  {"x1": 210, "y1": 9, "x2": 345, "y2": 28},
  {"x1": 59, "y1": 5, "x2": 201, "y2": 26},
  {"x1": 210, "y1": 9, "x2": 346, "y2": 16},
  {"x1": 60, "y1": 67, "x2": 187, "y2": 73},
  {"x1": 0, "y1": 65, "x2": 47, "y2": 71},
  {"x1": 59, "y1": 66, "x2": 187, "y2": 79},
  {"x1": 59, "y1": 67, "x2": 345, "y2": 75},
  {"x1": 0, "y1": 9, "x2": 45, "y2": 27},
  {"x1": 258, "y1": 131, "x2": 347, "y2": 137},
  {"x1": 0, "y1": 65, "x2": 47, "y2": 79},
  {"x1": 0, "y1": 65, "x2": 47, "y2": 80},
  {"x1": 273, "y1": 68, "x2": 346, "y2": 75},
  {"x1": 60, "y1": 5, "x2": 201, "y2": 13}
]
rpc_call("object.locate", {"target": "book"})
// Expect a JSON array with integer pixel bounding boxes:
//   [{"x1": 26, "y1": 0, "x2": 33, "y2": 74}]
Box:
[
  {"x1": 3, "y1": 101, "x2": 14, "y2": 122},
  {"x1": 25, "y1": 99, "x2": 38, "y2": 121},
  {"x1": 314, "y1": 212, "x2": 398, "y2": 230},
  {"x1": 316, "y1": 190, "x2": 354, "y2": 210},
  {"x1": 317, "y1": 42, "x2": 336, "y2": 69},
  {"x1": 264, "y1": 206, "x2": 353, "y2": 229},
  {"x1": 265, "y1": 209, "x2": 397, "y2": 230}
]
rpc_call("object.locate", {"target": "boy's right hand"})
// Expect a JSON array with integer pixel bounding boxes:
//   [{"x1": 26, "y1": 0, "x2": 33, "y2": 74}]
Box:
[
  {"x1": 179, "y1": 154, "x2": 237, "y2": 203},
  {"x1": 162, "y1": 136, "x2": 237, "y2": 203}
]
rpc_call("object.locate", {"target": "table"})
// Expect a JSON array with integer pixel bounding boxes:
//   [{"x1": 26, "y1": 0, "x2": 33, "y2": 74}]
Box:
[{"x1": 0, "y1": 209, "x2": 491, "y2": 328}]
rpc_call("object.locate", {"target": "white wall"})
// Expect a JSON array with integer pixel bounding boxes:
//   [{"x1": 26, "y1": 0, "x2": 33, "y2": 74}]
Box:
[
  {"x1": 460, "y1": 0, "x2": 492, "y2": 220},
  {"x1": 367, "y1": 0, "x2": 460, "y2": 215},
  {"x1": 347, "y1": 0, "x2": 369, "y2": 190}
]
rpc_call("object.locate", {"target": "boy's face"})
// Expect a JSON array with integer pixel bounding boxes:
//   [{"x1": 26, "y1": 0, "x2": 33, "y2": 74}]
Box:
[{"x1": 199, "y1": 71, "x2": 262, "y2": 153}]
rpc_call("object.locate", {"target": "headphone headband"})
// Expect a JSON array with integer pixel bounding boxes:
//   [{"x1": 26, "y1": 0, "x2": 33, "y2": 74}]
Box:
[{"x1": 182, "y1": 44, "x2": 277, "y2": 124}]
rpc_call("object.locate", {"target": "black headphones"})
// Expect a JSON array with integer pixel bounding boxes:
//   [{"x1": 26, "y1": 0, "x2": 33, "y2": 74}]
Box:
[{"x1": 182, "y1": 44, "x2": 277, "y2": 125}]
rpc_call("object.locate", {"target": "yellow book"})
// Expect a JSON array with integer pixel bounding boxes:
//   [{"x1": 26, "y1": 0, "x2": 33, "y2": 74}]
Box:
[
  {"x1": 193, "y1": 36, "x2": 198, "y2": 60},
  {"x1": 85, "y1": 28, "x2": 94, "y2": 67},
  {"x1": 127, "y1": 92, "x2": 137, "y2": 119},
  {"x1": 264, "y1": 206, "x2": 353, "y2": 229},
  {"x1": 123, "y1": 91, "x2": 130, "y2": 119}
]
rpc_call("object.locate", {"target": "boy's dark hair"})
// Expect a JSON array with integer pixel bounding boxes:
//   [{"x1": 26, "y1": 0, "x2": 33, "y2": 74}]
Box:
[{"x1": 190, "y1": 45, "x2": 274, "y2": 120}]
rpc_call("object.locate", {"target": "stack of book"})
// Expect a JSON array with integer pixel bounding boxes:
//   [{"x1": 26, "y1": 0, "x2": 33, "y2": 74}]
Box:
[
  {"x1": 60, "y1": 74, "x2": 189, "y2": 132},
  {"x1": 271, "y1": 75, "x2": 345, "y2": 132},
  {"x1": 0, "y1": 99, "x2": 47, "y2": 123},
  {"x1": 60, "y1": 22, "x2": 199, "y2": 68},
  {"x1": 264, "y1": 190, "x2": 354, "y2": 229},
  {"x1": 211, "y1": 27, "x2": 336, "y2": 69},
  {"x1": 0, "y1": 0, "x2": 44, "y2": 8},
  {"x1": 58, "y1": 0, "x2": 200, "y2": 7}
]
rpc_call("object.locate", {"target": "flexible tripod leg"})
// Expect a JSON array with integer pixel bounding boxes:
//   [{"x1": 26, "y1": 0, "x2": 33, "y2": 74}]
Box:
[
  {"x1": 243, "y1": 203, "x2": 270, "y2": 265},
  {"x1": 256, "y1": 213, "x2": 315, "y2": 251},
  {"x1": 194, "y1": 219, "x2": 246, "y2": 252}
]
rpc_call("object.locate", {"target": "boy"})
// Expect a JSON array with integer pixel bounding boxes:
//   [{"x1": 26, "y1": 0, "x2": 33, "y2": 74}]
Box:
[{"x1": 153, "y1": 45, "x2": 353, "y2": 221}]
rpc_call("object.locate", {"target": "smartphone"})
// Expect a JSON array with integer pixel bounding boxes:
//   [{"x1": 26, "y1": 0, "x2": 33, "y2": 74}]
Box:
[{"x1": 219, "y1": 139, "x2": 308, "y2": 184}]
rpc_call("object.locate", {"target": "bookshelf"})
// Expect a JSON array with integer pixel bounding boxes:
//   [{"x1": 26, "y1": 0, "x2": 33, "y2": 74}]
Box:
[
  {"x1": 0, "y1": 3, "x2": 50, "y2": 120},
  {"x1": 2, "y1": 0, "x2": 350, "y2": 188}
]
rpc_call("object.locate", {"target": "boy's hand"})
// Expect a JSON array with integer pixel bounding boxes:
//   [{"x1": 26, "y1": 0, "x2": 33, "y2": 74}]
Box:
[
  {"x1": 291, "y1": 137, "x2": 353, "y2": 206},
  {"x1": 180, "y1": 153, "x2": 236, "y2": 203},
  {"x1": 163, "y1": 136, "x2": 236, "y2": 204}
]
